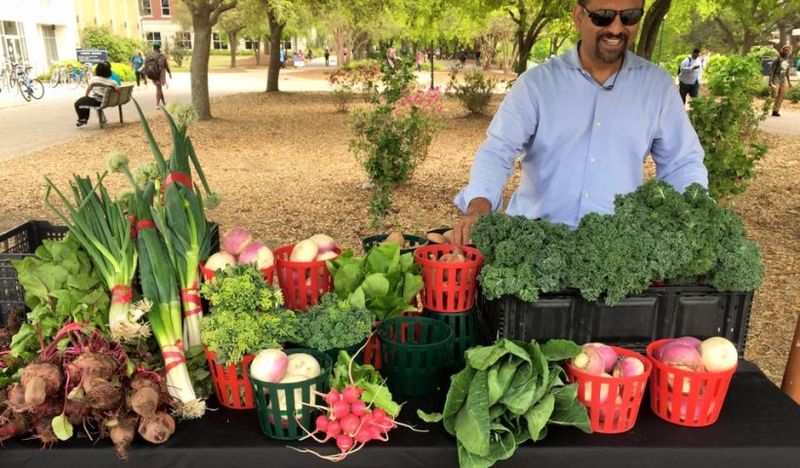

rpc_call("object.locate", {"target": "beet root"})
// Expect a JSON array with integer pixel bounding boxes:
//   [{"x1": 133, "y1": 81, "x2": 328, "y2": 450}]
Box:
[
  {"x1": 63, "y1": 398, "x2": 90, "y2": 424},
  {"x1": 0, "y1": 412, "x2": 29, "y2": 441},
  {"x1": 21, "y1": 363, "x2": 63, "y2": 406},
  {"x1": 128, "y1": 385, "x2": 159, "y2": 418},
  {"x1": 110, "y1": 415, "x2": 138, "y2": 460},
  {"x1": 83, "y1": 378, "x2": 122, "y2": 410},
  {"x1": 69, "y1": 352, "x2": 118, "y2": 382},
  {"x1": 32, "y1": 417, "x2": 58, "y2": 446},
  {"x1": 138, "y1": 412, "x2": 176, "y2": 444},
  {"x1": 6, "y1": 384, "x2": 27, "y2": 413}
]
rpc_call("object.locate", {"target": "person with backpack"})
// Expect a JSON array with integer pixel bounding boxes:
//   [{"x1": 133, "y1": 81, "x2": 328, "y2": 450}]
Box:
[
  {"x1": 769, "y1": 44, "x2": 793, "y2": 117},
  {"x1": 678, "y1": 48, "x2": 702, "y2": 104},
  {"x1": 143, "y1": 42, "x2": 172, "y2": 108}
]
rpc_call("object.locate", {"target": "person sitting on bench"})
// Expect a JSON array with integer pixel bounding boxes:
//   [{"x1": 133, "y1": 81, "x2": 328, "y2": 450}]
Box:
[{"x1": 74, "y1": 62, "x2": 118, "y2": 127}]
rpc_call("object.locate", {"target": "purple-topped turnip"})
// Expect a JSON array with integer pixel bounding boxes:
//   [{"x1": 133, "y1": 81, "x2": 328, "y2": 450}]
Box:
[
  {"x1": 222, "y1": 228, "x2": 252, "y2": 256},
  {"x1": 612, "y1": 357, "x2": 645, "y2": 378},
  {"x1": 571, "y1": 347, "x2": 605, "y2": 375},
  {"x1": 584, "y1": 343, "x2": 618, "y2": 373}
]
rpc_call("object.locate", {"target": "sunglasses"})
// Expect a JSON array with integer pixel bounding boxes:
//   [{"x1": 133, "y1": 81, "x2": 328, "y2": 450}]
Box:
[{"x1": 582, "y1": 7, "x2": 645, "y2": 27}]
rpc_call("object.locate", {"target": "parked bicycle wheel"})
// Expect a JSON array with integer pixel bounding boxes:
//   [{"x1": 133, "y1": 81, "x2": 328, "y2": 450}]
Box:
[
  {"x1": 50, "y1": 68, "x2": 61, "y2": 88},
  {"x1": 18, "y1": 80, "x2": 31, "y2": 101},
  {"x1": 28, "y1": 79, "x2": 44, "y2": 99}
]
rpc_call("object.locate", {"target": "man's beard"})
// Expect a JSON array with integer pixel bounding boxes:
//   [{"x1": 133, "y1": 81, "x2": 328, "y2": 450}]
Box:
[{"x1": 593, "y1": 33, "x2": 629, "y2": 64}]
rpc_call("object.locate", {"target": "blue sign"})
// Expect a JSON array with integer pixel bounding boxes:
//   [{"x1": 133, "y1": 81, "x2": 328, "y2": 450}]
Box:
[{"x1": 76, "y1": 49, "x2": 108, "y2": 64}]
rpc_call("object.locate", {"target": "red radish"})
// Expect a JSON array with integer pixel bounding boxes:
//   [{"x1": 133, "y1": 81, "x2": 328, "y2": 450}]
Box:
[
  {"x1": 582, "y1": 374, "x2": 612, "y2": 403},
  {"x1": 239, "y1": 242, "x2": 274, "y2": 269},
  {"x1": 205, "y1": 251, "x2": 236, "y2": 272},
  {"x1": 222, "y1": 228, "x2": 252, "y2": 255},
  {"x1": 584, "y1": 343, "x2": 618, "y2": 373},
  {"x1": 571, "y1": 347, "x2": 605, "y2": 375},
  {"x1": 371, "y1": 407, "x2": 387, "y2": 421},
  {"x1": 315, "y1": 415, "x2": 330, "y2": 433},
  {"x1": 700, "y1": 337, "x2": 738, "y2": 372},
  {"x1": 325, "y1": 388, "x2": 341, "y2": 406},
  {"x1": 332, "y1": 401, "x2": 351, "y2": 419},
  {"x1": 350, "y1": 400, "x2": 367, "y2": 417},
  {"x1": 327, "y1": 420, "x2": 342, "y2": 438},
  {"x1": 309, "y1": 234, "x2": 337, "y2": 253},
  {"x1": 336, "y1": 434, "x2": 354, "y2": 453},
  {"x1": 657, "y1": 342, "x2": 705, "y2": 372},
  {"x1": 339, "y1": 414, "x2": 360, "y2": 435},
  {"x1": 612, "y1": 357, "x2": 645, "y2": 378},
  {"x1": 291, "y1": 239, "x2": 319, "y2": 262},
  {"x1": 355, "y1": 427, "x2": 376, "y2": 444},
  {"x1": 341, "y1": 385, "x2": 361, "y2": 404}
]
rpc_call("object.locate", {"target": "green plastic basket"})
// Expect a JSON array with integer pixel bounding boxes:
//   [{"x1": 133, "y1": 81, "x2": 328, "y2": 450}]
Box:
[
  {"x1": 249, "y1": 349, "x2": 332, "y2": 440},
  {"x1": 425, "y1": 227, "x2": 451, "y2": 244},
  {"x1": 362, "y1": 233, "x2": 428, "y2": 255},
  {"x1": 322, "y1": 338, "x2": 368, "y2": 362},
  {"x1": 377, "y1": 317, "x2": 454, "y2": 396},
  {"x1": 424, "y1": 308, "x2": 478, "y2": 369}
]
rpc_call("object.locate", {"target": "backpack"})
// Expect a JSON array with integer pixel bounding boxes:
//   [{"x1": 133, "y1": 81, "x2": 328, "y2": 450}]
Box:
[
  {"x1": 676, "y1": 56, "x2": 691, "y2": 76},
  {"x1": 143, "y1": 52, "x2": 163, "y2": 81}
]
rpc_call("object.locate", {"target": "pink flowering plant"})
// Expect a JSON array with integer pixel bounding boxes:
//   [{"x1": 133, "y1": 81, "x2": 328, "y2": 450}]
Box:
[
  {"x1": 349, "y1": 60, "x2": 445, "y2": 228},
  {"x1": 329, "y1": 60, "x2": 382, "y2": 111}
]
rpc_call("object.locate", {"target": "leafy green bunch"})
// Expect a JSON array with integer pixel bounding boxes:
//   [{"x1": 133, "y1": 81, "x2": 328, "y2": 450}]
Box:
[
  {"x1": 327, "y1": 243, "x2": 423, "y2": 321},
  {"x1": 200, "y1": 265, "x2": 296, "y2": 364},
  {"x1": 294, "y1": 293, "x2": 372, "y2": 351},
  {"x1": 330, "y1": 350, "x2": 400, "y2": 418},
  {"x1": 419, "y1": 339, "x2": 590, "y2": 468}
]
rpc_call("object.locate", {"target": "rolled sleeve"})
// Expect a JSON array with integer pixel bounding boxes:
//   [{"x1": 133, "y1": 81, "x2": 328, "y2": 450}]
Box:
[
  {"x1": 454, "y1": 76, "x2": 538, "y2": 213},
  {"x1": 651, "y1": 81, "x2": 708, "y2": 192}
]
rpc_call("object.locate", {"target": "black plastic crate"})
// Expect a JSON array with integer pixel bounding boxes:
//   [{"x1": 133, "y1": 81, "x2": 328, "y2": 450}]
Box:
[
  {"x1": 480, "y1": 285, "x2": 753, "y2": 357},
  {"x1": 0, "y1": 220, "x2": 220, "y2": 326}
]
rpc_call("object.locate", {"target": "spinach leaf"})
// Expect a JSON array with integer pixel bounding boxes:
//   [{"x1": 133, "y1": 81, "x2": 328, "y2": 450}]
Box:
[{"x1": 454, "y1": 370, "x2": 491, "y2": 456}]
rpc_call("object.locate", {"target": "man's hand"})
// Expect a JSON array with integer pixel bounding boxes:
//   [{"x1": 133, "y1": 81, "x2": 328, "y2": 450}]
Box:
[{"x1": 453, "y1": 197, "x2": 492, "y2": 246}]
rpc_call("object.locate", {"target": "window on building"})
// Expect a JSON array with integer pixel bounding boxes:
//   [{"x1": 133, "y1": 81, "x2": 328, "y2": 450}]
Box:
[
  {"x1": 141, "y1": 0, "x2": 152, "y2": 16},
  {"x1": 212, "y1": 32, "x2": 228, "y2": 50},
  {"x1": 175, "y1": 31, "x2": 191, "y2": 49},
  {"x1": 161, "y1": 0, "x2": 170, "y2": 16},
  {"x1": 244, "y1": 39, "x2": 259, "y2": 50},
  {"x1": 146, "y1": 32, "x2": 162, "y2": 46},
  {"x1": 1, "y1": 21, "x2": 29, "y2": 65},
  {"x1": 40, "y1": 25, "x2": 58, "y2": 63}
]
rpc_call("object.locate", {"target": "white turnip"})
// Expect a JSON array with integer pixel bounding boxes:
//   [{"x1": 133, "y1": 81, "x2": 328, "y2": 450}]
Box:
[
  {"x1": 308, "y1": 234, "x2": 337, "y2": 253},
  {"x1": 612, "y1": 357, "x2": 645, "y2": 378},
  {"x1": 286, "y1": 353, "x2": 321, "y2": 379},
  {"x1": 222, "y1": 228, "x2": 252, "y2": 256},
  {"x1": 700, "y1": 337, "x2": 738, "y2": 372},
  {"x1": 667, "y1": 365, "x2": 698, "y2": 395},
  {"x1": 275, "y1": 374, "x2": 315, "y2": 412},
  {"x1": 315, "y1": 251, "x2": 339, "y2": 261},
  {"x1": 571, "y1": 347, "x2": 605, "y2": 375},
  {"x1": 290, "y1": 239, "x2": 319, "y2": 262},
  {"x1": 582, "y1": 373, "x2": 612, "y2": 403},
  {"x1": 251, "y1": 349, "x2": 289, "y2": 383},
  {"x1": 205, "y1": 251, "x2": 236, "y2": 272},
  {"x1": 584, "y1": 343, "x2": 618, "y2": 373},
  {"x1": 239, "y1": 242, "x2": 274, "y2": 269}
]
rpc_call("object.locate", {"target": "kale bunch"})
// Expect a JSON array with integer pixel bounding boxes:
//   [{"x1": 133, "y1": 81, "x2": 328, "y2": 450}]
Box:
[{"x1": 294, "y1": 293, "x2": 373, "y2": 352}]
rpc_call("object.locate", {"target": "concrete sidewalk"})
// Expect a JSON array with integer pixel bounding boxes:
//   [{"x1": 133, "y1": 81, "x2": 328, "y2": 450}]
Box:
[{"x1": 759, "y1": 110, "x2": 800, "y2": 138}]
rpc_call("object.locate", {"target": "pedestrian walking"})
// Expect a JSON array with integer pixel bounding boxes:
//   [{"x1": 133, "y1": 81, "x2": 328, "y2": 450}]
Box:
[
  {"x1": 131, "y1": 49, "x2": 147, "y2": 87},
  {"x1": 678, "y1": 48, "x2": 702, "y2": 104},
  {"x1": 143, "y1": 42, "x2": 172, "y2": 109},
  {"x1": 769, "y1": 44, "x2": 793, "y2": 117}
]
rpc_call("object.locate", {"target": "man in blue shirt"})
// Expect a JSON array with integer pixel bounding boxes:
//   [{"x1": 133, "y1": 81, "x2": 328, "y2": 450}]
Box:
[
  {"x1": 678, "y1": 48, "x2": 703, "y2": 104},
  {"x1": 452, "y1": 0, "x2": 707, "y2": 244}
]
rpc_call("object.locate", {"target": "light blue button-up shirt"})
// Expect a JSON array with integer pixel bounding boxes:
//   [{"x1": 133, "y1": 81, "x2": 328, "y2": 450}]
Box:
[
  {"x1": 454, "y1": 46, "x2": 708, "y2": 228},
  {"x1": 679, "y1": 55, "x2": 702, "y2": 85}
]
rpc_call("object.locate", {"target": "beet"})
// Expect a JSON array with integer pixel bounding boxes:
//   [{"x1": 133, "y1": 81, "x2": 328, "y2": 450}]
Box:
[
  {"x1": 32, "y1": 417, "x2": 58, "y2": 446},
  {"x1": 6, "y1": 384, "x2": 27, "y2": 413},
  {"x1": 21, "y1": 363, "x2": 63, "y2": 406},
  {"x1": 0, "y1": 412, "x2": 28, "y2": 441},
  {"x1": 69, "y1": 353, "x2": 118, "y2": 382},
  {"x1": 83, "y1": 378, "x2": 122, "y2": 410},
  {"x1": 138, "y1": 412, "x2": 176, "y2": 444},
  {"x1": 64, "y1": 398, "x2": 90, "y2": 424},
  {"x1": 110, "y1": 415, "x2": 138, "y2": 459}
]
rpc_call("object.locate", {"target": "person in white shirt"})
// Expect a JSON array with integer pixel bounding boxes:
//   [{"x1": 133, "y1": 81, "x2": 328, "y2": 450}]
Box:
[
  {"x1": 678, "y1": 48, "x2": 702, "y2": 104},
  {"x1": 73, "y1": 62, "x2": 118, "y2": 127}
]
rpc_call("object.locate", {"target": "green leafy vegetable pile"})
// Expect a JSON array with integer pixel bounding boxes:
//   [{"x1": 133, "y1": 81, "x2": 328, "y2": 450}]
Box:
[
  {"x1": 473, "y1": 180, "x2": 764, "y2": 305},
  {"x1": 293, "y1": 293, "x2": 372, "y2": 352},
  {"x1": 330, "y1": 350, "x2": 401, "y2": 418},
  {"x1": 200, "y1": 265, "x2": 297, "y2": 364},
  {"x1": 419, "y1": 339, "x2": 590, "y2": 468},
  {"x1": 327, "y1": 243, "x2": 423, "y2": 321}
]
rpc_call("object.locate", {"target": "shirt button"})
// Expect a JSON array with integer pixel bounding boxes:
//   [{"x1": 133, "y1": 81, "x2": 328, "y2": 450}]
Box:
[
  {"x1": 595, "y1": 121, "x2": 601, "y2": 127},
  {"x1": 583, "y1": 192, "x2": 589, "y2": 199},
  {"x1": 590, "y1": 157, "x2": 596, "y2": 163}
]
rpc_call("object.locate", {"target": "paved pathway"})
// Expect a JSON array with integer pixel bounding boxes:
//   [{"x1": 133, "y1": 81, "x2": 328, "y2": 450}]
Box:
[{"x1": 759, "y1": 110, "x2": 800, "y2": 138}]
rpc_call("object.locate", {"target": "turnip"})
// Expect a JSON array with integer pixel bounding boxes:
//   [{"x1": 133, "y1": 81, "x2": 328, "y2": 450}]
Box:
[
  {"x1": 291, "y1": 239, "x2": 319, "y2": 262},
  {"x1": 239, "y1": 242, "x2": 274, "y2": 269},
  {"x1": 612, "y1": 357, "x2": 645, "y2": 378},
  {"x1": 309, "y1": 234, "x2": 337, "y2": 253},
  {"x1": 571, "y1": 347, "x2": 605, "y2": 375},
  {"x1": 666, "y1": 399, "x2": 716, "y2": 422},
  {"x1": 315, "y1": 251, "x2": 339, "y2": 261},
  {"x1": 383, "y1": 232, "x2": 405, "y2": 246},
  {"x1": 667, "y1": 365, "x2": 698, "y2": 395},
  {"x1": 582, "y1": 373, "x2": 612, "y2": 403},
  {"x1": 251, "y1": 349, "x2": 289, "y2": 383},
  {"x1": 222, "y1": 228, "x2": 253, "y2": 256},
  {"x1": 656, "y1": 342, "x2": 705, "y2": 372},
  {"x1": 275, "y1": 374, "x2": 316, "y2": 412},
  {"x1": 286, "y1": 353, "x2": 321, "y2": 379},
  {"x1": 584, "y1": 343, "x2": 618, "y2": 373},
  {"x1": 700, "y1": 337, "x2": 738, "y2": 372},
  {"x1": 672, "y1": 336, "x2": 702, "y2": 351},
  {"x1": 205, "y1": 251, "x2": 236, "y2": 272}
]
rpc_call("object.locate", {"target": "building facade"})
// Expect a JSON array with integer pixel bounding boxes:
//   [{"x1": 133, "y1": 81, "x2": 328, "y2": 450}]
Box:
[
  {"x1": 73, "y1": 0, "x2": 142, "y2": 40},
  {"x1": 139, "y1": 0, "x2": 186, "y2": 49},
  {"x1": 0, "y1": 0, "x2": 79, "y2": 74}
]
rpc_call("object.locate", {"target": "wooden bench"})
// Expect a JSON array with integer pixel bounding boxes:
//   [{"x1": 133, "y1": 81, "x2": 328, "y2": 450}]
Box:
[{"x1": 95, "y1": 84, "x2": 134, "y2": 128}]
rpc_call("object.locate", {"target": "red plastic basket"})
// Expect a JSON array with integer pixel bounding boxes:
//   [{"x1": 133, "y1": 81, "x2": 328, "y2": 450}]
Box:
[
  {"x1": 204, "y1": 349, "x2": 256, "y2": 410},
  {"x1": 646, "y1": 339, "x2": 737, "y2": 427},
  {"x1": 199, "y1": 262, "x2": 275, "y2": 285},
  {"x1": 565, "y1": 347, "x2": 652, "y2": 434},
  {"x1": 274, "y1": 245, "x2": 341, "y2": 311},
  {"x1": 363, "y1": 322, "x2": 383, "y2": 370},
  {"x1": 414, "y1": 245, "x2": 483, "y2": 313}
]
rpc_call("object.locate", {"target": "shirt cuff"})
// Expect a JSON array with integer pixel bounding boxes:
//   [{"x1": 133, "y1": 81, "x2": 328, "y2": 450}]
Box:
[{"x1": 454, "y1": 185, "x2": 503, "y2": 214}]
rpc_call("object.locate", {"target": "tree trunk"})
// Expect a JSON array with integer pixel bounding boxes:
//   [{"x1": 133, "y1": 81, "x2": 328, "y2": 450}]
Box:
[
  {"x1": 635, "y1": 0, "x2": 671, "y2": 60},
  {"x1": 266, "y1": 12, "x2": 285, "y2": 92},
  {"x1": 230, "y1": 31, "x2": 238, "y2": 68},
  {"x1": 514, "y1": 4, "x2": 528, "y2": 75},
  {"x1": 254, "y1": 41, "x2": 261, "y2": 66},
  {"x1": 190, "y1": 13, "x2": 213, "y2": 120}
]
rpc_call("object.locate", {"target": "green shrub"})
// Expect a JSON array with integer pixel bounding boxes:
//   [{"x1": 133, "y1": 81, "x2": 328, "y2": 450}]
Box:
[
  {"x1": 787, "y1": 86, "x2": 800, "y2": 104},
  {"x1": 81, "y1": 26, "x2": 146, "y2": 63},
  {"x1": 704, "y1": 54, "x2": 762, "y2": 97},
  {"x1": 448, "y1": 67, "x2": 498, "y2": 115},
  {"x1": 756, "y1": 83, "x2": 772, "y2": 98}
]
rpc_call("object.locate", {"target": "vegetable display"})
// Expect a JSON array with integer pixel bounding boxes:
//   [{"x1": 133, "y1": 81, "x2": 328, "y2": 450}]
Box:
[
  {"x1": 205, "y1": 227, "x2": 275, "y2": 273},
  {"x1": 327, "y1": 243, "x2": 423, "y2": 321},
  {"x1": 293, "y1": 293, "x2": 373, "y2": 352},
  {"x1": 418, "y1": 339, "x2": 591, "y2": 468},
  {"x1": 200, "y1": 265, "x2": 297, "y2": 365},
  {"x1": 473, "y1": 180, "x2": 765, "y2": 305},
  {"x1": 653, "y1": 336, "x2": 738, "y2": 375}
]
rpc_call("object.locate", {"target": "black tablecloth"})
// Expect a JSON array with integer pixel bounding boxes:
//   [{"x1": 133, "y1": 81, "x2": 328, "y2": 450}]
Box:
[{"x1": 3, "y1": 361, "x2": 799, "y2": 468}]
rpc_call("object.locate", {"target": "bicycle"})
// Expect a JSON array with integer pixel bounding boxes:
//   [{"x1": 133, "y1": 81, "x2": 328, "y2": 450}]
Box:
[
  {"x1": 68, "y1": 62, "x2": 93, "y2": 88},
  {"x1": 50, "y1": 62, "x2": 67, "y2": 88},
  {"x1": 0, "y1": 62, "x2": 17, "y2": 94},
  {"x1": 17, "y1": 65, "x2": 44, "y2": 101}
]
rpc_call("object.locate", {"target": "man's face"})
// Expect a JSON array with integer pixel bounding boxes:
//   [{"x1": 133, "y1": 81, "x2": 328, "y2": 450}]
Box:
[
  {"x1": 692, "y1": 51, "x2": 700, "y2": 59},
  {"x1": 573, "y1": 0, "x2": 644, "y2": 64}
]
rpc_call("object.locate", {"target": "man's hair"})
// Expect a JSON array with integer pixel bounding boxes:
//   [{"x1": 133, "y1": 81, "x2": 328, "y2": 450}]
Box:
[
  {"x1": 95, "y1": 61, "x2": 112, "y2": 78},
  {"x1": 693, "y1": 48, "x2": 701, "y2": 54},
  {"x1": 577, "y1": 0, "x2": 645, "y2": 7}
]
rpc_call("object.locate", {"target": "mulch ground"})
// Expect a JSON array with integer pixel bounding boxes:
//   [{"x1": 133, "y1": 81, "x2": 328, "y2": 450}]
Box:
[{"x1": 0, "y1": 91, "x2": 797, "y2": 385}]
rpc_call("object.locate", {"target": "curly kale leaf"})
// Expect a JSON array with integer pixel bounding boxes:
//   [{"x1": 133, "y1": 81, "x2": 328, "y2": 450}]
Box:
[{"x1": 294, "y1": 293, "x2": 373, "y2": 351}]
